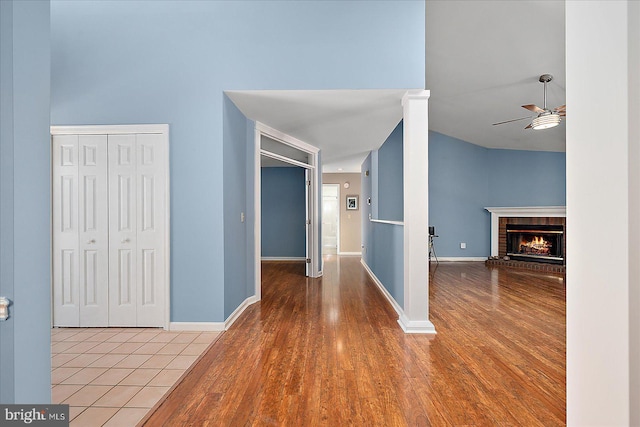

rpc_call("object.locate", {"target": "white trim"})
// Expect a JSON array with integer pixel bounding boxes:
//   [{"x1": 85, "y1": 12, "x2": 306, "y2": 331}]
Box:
[
  {"x1": 256, "y1": 122, "x2": 320, "y2": 155},
  {"x1": 50, "y1": 124, "x2": 171, "y2": 330},
  {"x1": 224, "y1": 296, "x2": 259, "y2": 330},
  {"x1": 261, "y1": 257, "x2": 306, "y2": 261},
  {"x1": 485, "y1": 206, "x2": 566, "y2": 257},
  {"x1": 170, "y1": 295, "x2": 259, "y2": 331},
  {"x1": 254, "y1": 128, "x2": 262, "y2": 302},
  {"x1": 370, "y1": 219, "x2": 404, "y2": 226},
  {"x1": 361, "y1": 260, "x2": 403, "y2": 317},
  {"x1": 50, "y1": 124, "x2": 169, "y2": 135},
  {"x1": 338, "y1": 252, "x2": 362, "y2": 256},
  {"x1": 261, "y1": 149, "x2": 314, "y2": 170},
  {"x1": 484, "y1": 206, "x2": 567, "y2": 216},
  {"x1": 170, "y1": 322, "x2": 225, "y2": 332},
  {"x1": 437, "y1": 257, "x2": 486, "y2": 262},
  {"x1": 397, "y1": 314, "x2": 437, "y2": 334}
]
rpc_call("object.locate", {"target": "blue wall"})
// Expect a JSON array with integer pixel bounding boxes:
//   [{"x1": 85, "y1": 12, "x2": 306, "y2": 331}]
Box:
[
  {"x1": 429, "y1": 132, "x2": 490, "y2": 257},
  {"x1": 372, "y1": 223, "x2": 404, "y2": 307},
  {"x1": 487, "y1": 149, "x2": 567, "y2": 206},
  {"x1": 223, "y1": 96, "x2": 253, "y2": 319},
  {"x1": 0, "y1": 0, "x2": 51, "y2": 403},
  {"x1": 428, "y1": 131, "x2": 566, "y2": 257},
  {"x1": 50, "y1": 0, "x2": 425, "y2": 322},
  {"x1": 361, "y1": 135, "x2": 404, "y2": 307},
  {"x1": 377, "y1": 121, "x2": 403, "y2": 221},
  {"x1": 261, "y1": 167, "x2": 307, "y2": 258}
]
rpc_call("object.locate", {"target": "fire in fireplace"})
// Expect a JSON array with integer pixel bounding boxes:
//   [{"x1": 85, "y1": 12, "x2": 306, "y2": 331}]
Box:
[{"x1": 506, "y1": 224, "x2": 564, "y2": 264}]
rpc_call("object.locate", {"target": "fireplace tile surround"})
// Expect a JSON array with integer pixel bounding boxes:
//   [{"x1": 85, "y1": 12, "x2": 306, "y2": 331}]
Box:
[{"x1": 485, "y1": 206, "x2": 566, "y2": 274}]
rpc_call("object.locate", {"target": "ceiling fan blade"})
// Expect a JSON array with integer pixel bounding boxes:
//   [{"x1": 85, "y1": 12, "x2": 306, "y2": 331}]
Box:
[
  {"x1": 558, "y1": 111, "x2": 566, "y2": 117},
  {"x1": 492, "y1": 116, "x2": 532, "y2": 126},
  {"x1": 522, "y1": 104, "x2": 544, "y2": 113},
  {"x1": 554, "y1": 104, "x2": 566, "y2": 112},
  {"x1": 524, "y1": 123, "x2": 532, "y2": 130}
]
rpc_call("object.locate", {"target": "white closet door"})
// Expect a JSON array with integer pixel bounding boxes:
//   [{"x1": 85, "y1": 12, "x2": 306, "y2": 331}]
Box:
[
  {"x1": 135, "y1": 134, "x2": 166, "y2": 326},
  {"x1": 108, "y1": 134, "x2": 138, "y2": 326},
  {"x1": 52, "y1": 135, "x2": 80, "y2": 326},
  {"x1": 78, "y1": 135, "x2": 109, "y2": 326}
]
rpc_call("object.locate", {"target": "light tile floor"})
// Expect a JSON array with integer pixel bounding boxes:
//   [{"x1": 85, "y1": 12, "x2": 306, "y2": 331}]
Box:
[{"x1": 52, "y1": 328, "x2": 221, "y2": 427}]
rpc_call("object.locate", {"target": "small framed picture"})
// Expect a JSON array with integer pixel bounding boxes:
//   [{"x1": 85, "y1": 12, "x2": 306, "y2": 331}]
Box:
[{"x1": 346, "y1": 195, "x2": 358, "y2": 210}]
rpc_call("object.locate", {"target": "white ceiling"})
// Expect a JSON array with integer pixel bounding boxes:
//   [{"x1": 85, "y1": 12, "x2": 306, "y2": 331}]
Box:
[
  {"x1": 227, "y1": 89, "x2": 408, "y2": 173},
  {"x1": 227, "y1": 0, "x2": 566, "y2": 173},
  {"x1": 426, "y1": 0, "x2": 566, "y2": 152}
]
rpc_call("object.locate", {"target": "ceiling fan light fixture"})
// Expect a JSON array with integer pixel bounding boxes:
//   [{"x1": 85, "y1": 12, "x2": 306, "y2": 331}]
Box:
[{"x1": 531, "y1": 112, "x2": 561, "y2": 130}]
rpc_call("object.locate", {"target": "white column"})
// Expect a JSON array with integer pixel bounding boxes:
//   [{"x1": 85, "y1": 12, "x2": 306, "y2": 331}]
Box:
[
  {"x1": 490, "y1": 212, "x2": 499, "y2": 256},
  {"x1": 566, "y1": 1, "x2": 637, "y2": 424},
  {"x1": 399, "y1": 90, "x2": 435, "y2": 334}
]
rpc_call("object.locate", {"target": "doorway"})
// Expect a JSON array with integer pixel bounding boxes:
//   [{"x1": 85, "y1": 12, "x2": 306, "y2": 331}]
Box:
[
  {"x1": 253, "y1": 123, "x2": 321, "y2": 300},
  {"x1": 322, "y1": 184, "x2": 340, "y2": 255}
]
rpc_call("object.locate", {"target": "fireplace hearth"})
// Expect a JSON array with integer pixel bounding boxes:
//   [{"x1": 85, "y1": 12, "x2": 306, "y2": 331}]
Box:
[{"x1": 506, "y1": 224, "x2": 564, "y2": 264}]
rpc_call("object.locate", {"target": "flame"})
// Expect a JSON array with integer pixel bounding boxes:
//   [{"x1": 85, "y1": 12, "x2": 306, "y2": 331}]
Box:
[
  {"x1": 522, "y1": 236, "x2": 549, "y2": 248},
  {"x1": 519, "y1": 235, "x2": 551, "y2": 255}
]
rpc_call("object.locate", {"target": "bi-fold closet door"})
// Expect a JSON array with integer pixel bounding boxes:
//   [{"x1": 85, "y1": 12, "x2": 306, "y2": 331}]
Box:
[{"x1": 52, "y1": 132, "x2": 166, "y2": 327}]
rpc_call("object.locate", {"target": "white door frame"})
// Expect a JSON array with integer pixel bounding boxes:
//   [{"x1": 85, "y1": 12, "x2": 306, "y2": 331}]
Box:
[
  {"x1": 50, "y1": 124, "x2": 171, "y2": 330},
  {"x1": 322, "y1": 183, "x2": 340, "y2": 254},
  {"x1": 254, "y1": 122, "x2": 321, "y2": 301}
]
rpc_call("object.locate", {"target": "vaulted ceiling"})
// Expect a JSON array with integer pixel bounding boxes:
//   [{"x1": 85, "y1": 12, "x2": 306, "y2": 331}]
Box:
[{"x1": 229, "y1": 1, "x2": 565, "y2": 172}]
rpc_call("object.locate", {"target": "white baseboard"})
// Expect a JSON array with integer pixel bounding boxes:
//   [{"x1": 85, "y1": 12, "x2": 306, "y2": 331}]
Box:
[
  {"x1": 398, "y1": 314, "x2": 437, "y2": 334},
  {"x1": 170, "y1": 295, "x2": 259, "y2": 332},
  {"x1": 436, "y1": 257, "x2": 486, "y2": 262},
  {"x1": 224, "y1": 295, "x2": 259, "y2": 330},
  {"x1": 169, "y1": 322, "x2": 225, "y2": 332},
  {"x1": 261, "y1": 257, "x2": 305, "y2": 261},
  {"x1": 338, "y1": 252, "x2": 362, "y2": 256},
  {"x1": 360, "y1": 259, "x2": 403, "y2": 318}
]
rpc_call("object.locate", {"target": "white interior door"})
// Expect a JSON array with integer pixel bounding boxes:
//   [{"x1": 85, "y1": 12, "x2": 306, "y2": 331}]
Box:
[
  {"x1": 52, "y1": 135, "x2": 80, "y2": 326},
  {"x1": 52, "y1": 125, "x2": 169, "y2": 328},
  {"x1": 322, "y1": 184, "x2": 339, "y2": 255},
  {"x1": 78, "y1": 135, "x2": 109, "y2": 326},
  {"x1": 135, "y1": 134, "x2": 166, "y2": 326},
  {"x1": 108, "y1": 134, "x2": 138, "y2": 326}
]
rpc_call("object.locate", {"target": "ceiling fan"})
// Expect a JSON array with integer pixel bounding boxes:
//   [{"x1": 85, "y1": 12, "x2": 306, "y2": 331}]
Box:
[{"x1": 493, "y1": 74, "x2": 566, "y2": 130}]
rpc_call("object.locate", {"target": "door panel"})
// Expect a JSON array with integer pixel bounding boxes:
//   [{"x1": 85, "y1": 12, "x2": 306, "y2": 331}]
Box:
[
  {"x1": 52, "y1": 135, "x2": 80, "y2": 326},
  {"x1": 108, "y1": 134, "x2": 137, "y2": 326},
  {"x1": 135, "y1": 134, "x2": 165, "y2": 326},
  {"x1": 78, "y1": 135, "x2": 108, "y2": 326},
  {"x1": 52, "y1": 129, "x2": 167, "y2": 328}
]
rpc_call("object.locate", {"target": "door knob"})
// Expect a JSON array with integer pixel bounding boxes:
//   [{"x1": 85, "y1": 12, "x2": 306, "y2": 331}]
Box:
[
  {"x1": 87, "y1": 239, "x2": 96, "y2": 244},
  {"x1": 121, "y1": 238, "x2": 130, "y2": 243},
  {"x1": 0, "y1": 297, "x2": 10, "y2": 321}
]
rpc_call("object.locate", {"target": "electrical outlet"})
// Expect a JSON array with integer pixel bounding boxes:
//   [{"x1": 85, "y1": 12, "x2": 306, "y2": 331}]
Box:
[
  {"x1": 460, "y1": 242, "x2": 466, "y2": 249},
  {"x1": 241, "y1": 212, "x2": 245, "y2": 223}
]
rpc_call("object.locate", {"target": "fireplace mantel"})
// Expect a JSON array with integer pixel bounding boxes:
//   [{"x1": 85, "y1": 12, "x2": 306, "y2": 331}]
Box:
[{"x1": 485, "y1": 206, "x2": 566, "y2": 256}]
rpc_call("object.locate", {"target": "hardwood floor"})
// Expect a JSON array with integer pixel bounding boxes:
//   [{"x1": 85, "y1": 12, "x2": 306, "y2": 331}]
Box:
[{"x1": 143, "y1": 257, "x2": 565, "y2": 426}]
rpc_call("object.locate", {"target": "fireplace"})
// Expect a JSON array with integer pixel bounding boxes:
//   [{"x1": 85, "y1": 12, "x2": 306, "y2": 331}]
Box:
[{"x1": 506, "y1": 224, "x2": 564, "y2": 264}]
